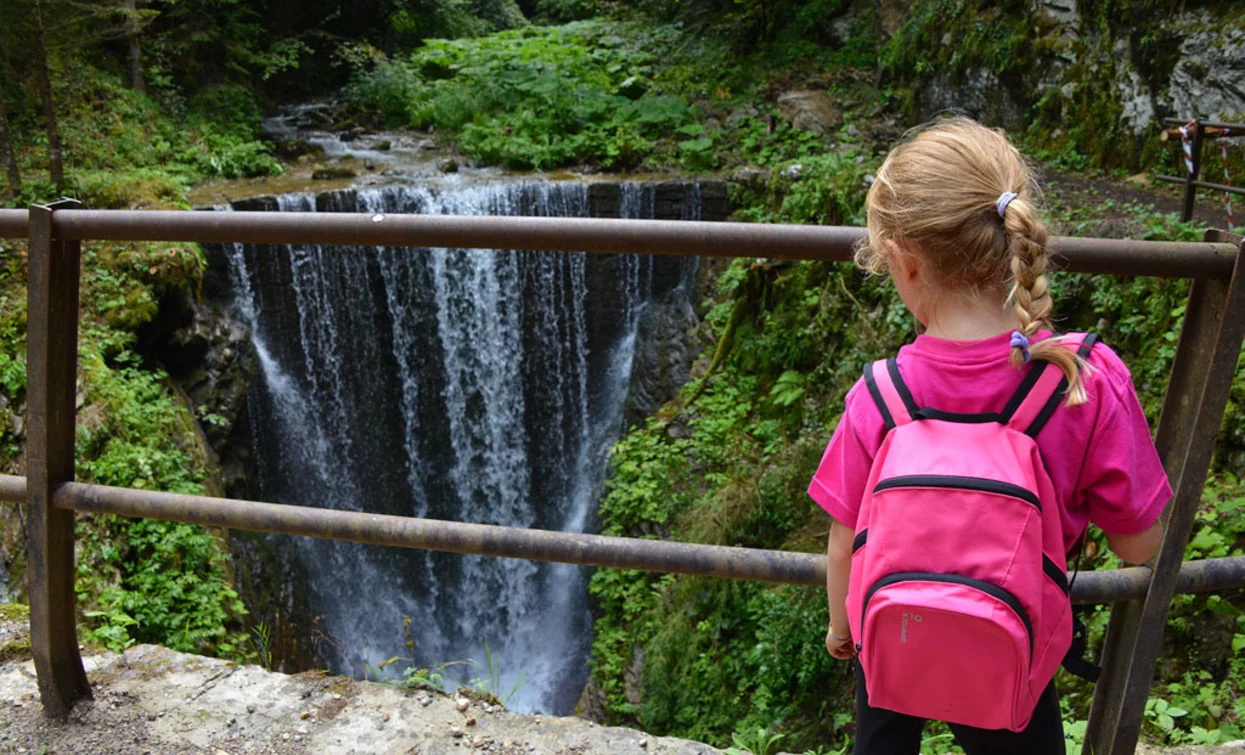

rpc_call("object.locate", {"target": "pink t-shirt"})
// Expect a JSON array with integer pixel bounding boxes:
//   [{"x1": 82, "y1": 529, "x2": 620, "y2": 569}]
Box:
[{"x1": 808, "y1": 331, "x2": 1171, "y2": 554}]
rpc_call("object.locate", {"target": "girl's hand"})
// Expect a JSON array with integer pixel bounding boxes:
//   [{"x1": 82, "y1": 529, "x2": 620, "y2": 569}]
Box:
[{"x1": 825, "y1": 627, "x2": 856, "y2": 660}]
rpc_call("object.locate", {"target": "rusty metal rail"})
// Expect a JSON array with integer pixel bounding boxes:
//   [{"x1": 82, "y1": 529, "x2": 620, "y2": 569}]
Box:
[
  {"x1": 1157, "y1": 118, "x2": 1244, "y2": 225},
  {"x1": 0, "y1": 474, "x2": 1241, "y2": 605},
  {"x1": 0, "y1": 208, "x2": 1238, "y2": 277},
  {"x1": 2, "y1": 203, "x2": 1245, "y2": 755}
]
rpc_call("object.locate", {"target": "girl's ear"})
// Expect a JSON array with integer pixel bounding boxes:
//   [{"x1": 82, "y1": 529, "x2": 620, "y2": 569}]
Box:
[{"x1": 884, "y1": 239, "x2": 921, "y2": 283}]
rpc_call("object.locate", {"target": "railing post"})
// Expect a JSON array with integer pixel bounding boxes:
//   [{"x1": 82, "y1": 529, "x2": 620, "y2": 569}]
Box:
[
  {"x1": 1085, "y1": 230, "x2": 1245, "y2": 755},
  {"x1": 26, "y1": 198, "x2": 91, "y2": 717},
  {"x1": 1183, "y1": 121, "x2": 1205, "y2": 222}
]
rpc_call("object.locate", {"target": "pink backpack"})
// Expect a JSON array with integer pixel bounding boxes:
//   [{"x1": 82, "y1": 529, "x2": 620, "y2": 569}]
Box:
[{"x1": 846, "y1": 333, "x2": 1099, "y2": 732}]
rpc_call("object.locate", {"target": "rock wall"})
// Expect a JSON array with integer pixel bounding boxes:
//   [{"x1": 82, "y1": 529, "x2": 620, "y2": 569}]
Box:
[{"x1": 870, "y1": 0, "x2": 1243, "y2": 167}]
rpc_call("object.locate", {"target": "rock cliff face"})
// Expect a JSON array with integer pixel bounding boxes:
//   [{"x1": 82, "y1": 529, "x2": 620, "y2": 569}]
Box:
[{"x1": 868, "y1": 0, "x2": 1242, "y2": 165}]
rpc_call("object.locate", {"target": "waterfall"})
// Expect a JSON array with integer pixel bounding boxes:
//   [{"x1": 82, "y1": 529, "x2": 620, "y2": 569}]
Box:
[{"x1": 222, "y1": 180, "x2": 702, "y2": 714}]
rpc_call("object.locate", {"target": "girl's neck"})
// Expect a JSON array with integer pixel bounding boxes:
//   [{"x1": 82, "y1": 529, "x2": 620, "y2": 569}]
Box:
[{"x1": 922, "y1": 294, "x2": 1021, "y2": 342}]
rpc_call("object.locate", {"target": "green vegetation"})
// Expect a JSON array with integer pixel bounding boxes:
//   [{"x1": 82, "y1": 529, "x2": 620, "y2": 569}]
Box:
[
  {"x1": 343, "y1": 21, "x2": 706, "y2": 170},
  {"x1": 0, "y1": 232, "x2": 248, "y2": 658},
  {"x1": 1, "y1": 69, "x2": 281, "y2": 210},
  {"x1": 371, "y1": 628, "x2": 526, "y2": 706}
]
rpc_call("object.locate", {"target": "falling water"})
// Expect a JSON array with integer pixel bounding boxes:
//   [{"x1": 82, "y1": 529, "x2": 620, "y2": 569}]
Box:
[{"x1": 222, "y1": 180, "x2": 701, "y2": 714}]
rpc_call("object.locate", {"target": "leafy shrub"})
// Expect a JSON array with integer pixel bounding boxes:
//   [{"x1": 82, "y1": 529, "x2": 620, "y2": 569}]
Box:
[
  {"x1": 72, "y1": 354, "x2": 247, "y2": 657},
  {"x1": 184, "y1": 86, "x2": 284, "y2": 178},
  {"x1": 343, "y1": 21, "x2": 706, "y2": 170}
]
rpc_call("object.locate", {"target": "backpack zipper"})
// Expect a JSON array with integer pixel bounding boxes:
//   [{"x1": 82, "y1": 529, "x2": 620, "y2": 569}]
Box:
[
  {"x1": 873, "y1": 475, "x2": 1041, "y2": 510},
  {"x1": 862, "y1": 572, "x2": 1034, "y2": 659}
]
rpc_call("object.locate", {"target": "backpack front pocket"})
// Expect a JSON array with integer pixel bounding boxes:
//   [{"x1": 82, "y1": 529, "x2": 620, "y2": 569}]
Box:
[{"x1": 859, "y1": 572, "x2": 1034, "y2": 732}]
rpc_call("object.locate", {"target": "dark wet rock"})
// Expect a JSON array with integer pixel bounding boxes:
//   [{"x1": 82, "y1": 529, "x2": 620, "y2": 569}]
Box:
[
  {"x1": 312, "y1": 167, "x2": 358, "y2": 180},
  {"x1": 624, "y1": 290, "x2": 700, "y2": 430},
  {"x1": 273, "y1": 139, "x2": 324, "y2": 162},
  {"x1": 316, "y1": 189, "x2": 357, "y2": 213},
  {"x1": 230, "y1": 195, "x2": 279, "y2": 212},
  {"x1": 729, "y1": 166, "x2": 770, "y2": 192},
  {"x1": 915, "y1": 69, "x2": 1027, "y2": 132}
]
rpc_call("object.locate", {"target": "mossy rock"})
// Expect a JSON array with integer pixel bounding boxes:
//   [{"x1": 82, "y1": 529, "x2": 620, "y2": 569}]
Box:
[
  {"x1": 311, "y1": 167, "x2": 358, "y2": 180},
  {"x1": 0, "y1": 603, "x2": 29, "y2": 621},
  {"x1": 0, "y1": 603, "x2": 31, "y2": 663},
  {"x1": 0, "y1": 639, "x2": 30, "y2": 663}
]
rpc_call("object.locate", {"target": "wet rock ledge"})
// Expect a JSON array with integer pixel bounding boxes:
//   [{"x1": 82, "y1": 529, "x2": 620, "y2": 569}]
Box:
[{"x1": 0, "y1": 646, "x2": 724, "y2": 754}]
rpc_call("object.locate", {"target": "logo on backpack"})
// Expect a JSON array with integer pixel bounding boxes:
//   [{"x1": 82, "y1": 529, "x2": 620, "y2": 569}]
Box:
[{"x1": 899, "y1": 612, "x2": 921, "y2": 644}]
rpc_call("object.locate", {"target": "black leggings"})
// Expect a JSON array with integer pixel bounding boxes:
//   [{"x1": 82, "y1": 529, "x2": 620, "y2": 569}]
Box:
[{"x1": 852, "y1": 662, "x2": 1065, "y2": 754}]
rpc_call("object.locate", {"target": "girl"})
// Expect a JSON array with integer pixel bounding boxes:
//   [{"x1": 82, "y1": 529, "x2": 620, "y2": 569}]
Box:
[{"x1": 807, "y1": 117, "x2": 1169, "y2": 753}]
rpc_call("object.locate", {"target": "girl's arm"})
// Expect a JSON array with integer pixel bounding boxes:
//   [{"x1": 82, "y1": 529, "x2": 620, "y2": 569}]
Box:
[
  {"x1": 825, "y1": 519, "x2": 855, "y2": 659},
  {"x1": 1106, "y1": 519, "x2": 1163, "y2": 564}
]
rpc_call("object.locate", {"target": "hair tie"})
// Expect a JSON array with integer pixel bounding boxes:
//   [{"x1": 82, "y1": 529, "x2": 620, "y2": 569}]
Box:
[
  {"x1": 1010, "y1": 330, "x2": 1031, "y2": 363},
  {"x1": 996, "y1": 191, "x2": 1019, "y2": 218}
]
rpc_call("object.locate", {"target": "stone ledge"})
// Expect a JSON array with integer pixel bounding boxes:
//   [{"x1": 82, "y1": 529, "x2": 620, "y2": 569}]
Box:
[{"x1": 0, "y1": 645, "x2": 723, "y2": 754}]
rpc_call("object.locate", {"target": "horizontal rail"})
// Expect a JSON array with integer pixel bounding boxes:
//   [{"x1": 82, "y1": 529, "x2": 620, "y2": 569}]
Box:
[
  {"x1": 1164, "y1": 118, "x2": 1245, "y2": 131},
  {"x1": 1, "y1": 475, "x2": 1241, "y2": 604},
  {"x1": 1155, "y1": 175, "x2": 1245, "y2": 197},
  {"x1": 0, "y1": 209, "x2": 1237, "y2": 278},
  {"x1": 0, "y1": 209, "x2": 25, "y2": 238},
  {"x1": 0, "y1": 473, "x2": 23, "y2": 504}
]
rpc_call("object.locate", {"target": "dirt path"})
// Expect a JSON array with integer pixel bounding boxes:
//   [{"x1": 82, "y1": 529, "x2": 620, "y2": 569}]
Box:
[{"x1": 1039, "y1": 168, "x2": 1236, "y2": 235}]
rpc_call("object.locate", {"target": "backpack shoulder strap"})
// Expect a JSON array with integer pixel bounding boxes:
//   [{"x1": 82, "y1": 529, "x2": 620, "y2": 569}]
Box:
[
  {"x1": 1003, "y1": 333, "x2": 1100, "y2": 436},
  {"x1": 864, "y1": 357, "x2": 919, "y2": 430}
]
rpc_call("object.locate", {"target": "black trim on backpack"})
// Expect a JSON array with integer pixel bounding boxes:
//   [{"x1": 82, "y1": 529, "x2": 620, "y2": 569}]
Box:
[
  {"x1": 1025, "y1": 333, "x2": 1101, "y2": 438},
  {"x1": 852, "y1": 529, "x2": 868, "y2": 554},
  {"x1": 1078, "y1": 333, "x2": 1101, "y2": 358},
  {"x1": 999, "y1": 361, "x2": 1052, "y2": 423},
  {"x1": 1042, "y1": 555, "x2": 1069, "y2": 595},
  {"x1": 1061, "y1": 526, "x2": 1103, "y2": 683},
  {"x1": 911, "y1": 407, "x2": 1003, "y2": 423},
  {"x1": 1063, "y1": 610, "x2": 1102, "y2": 683},
  {"x1": 874, "y1": 475, "x2": 1041, "y2": 509},
  {"x1": 867, "y1": 333, "x2": 1102, "y2": 432},
  {"x1": 887, "y1": 358, "x2": 921, "y2": 418},
  {"x1": 863, "y1": 361, "x2": 896, "y2": 431}
]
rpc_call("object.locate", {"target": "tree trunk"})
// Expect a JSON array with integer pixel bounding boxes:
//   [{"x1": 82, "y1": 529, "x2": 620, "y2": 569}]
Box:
[
  {"x1": 123, "y1": 0, "x2": 144, "y2": 93},
  {"x1": 31, "y1": 0, "x2": 63, "y2": 193},
  {"x1": 0, "y1": 25, "x2": 22, "y2": 200},
  {"x1": 0, "y1": 93, "x2": 20, "y2": 201}
]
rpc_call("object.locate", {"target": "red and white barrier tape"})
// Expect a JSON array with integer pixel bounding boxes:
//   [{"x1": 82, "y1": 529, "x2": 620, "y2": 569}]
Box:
[{"x1": 1222, "y1": 129, "x2": 1236, "y2": 229}]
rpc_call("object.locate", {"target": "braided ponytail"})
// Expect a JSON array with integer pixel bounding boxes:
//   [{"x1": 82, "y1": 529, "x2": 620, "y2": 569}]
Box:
[
  {"x1": 859, "y1": 116, "x2": 1088, "y2": 406},
  {"x1": 1003, "y1": 198, "x2": 1088, "y2": 405}
]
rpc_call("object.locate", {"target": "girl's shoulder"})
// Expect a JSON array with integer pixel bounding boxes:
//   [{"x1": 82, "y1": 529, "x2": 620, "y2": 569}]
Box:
[{"x1": 1080, "y1": 337, "x2": 1138, "y2": 404}]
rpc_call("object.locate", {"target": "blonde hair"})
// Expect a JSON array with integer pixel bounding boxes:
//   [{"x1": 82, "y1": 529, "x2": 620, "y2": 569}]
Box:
[{"x1": 855, "y1": 116, "x2": 1087, "y2": 405}]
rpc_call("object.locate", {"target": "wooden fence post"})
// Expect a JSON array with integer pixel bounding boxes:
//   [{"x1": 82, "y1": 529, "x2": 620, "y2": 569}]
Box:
[
  {"x1": 26, "y1": 198, "x2": 91, "y2": 717},
  {"x1": 1085, "y1": 230, "x2": 1245, "y2": 754}
]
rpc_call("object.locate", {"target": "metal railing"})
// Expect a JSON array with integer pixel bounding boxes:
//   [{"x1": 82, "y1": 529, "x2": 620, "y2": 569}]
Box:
[
  {"x1": 1157, "y1": 118, "x2": 1244, "y2": 225},
  {"x1": 1, "y1": 200, "x2": 1244, "y2": 755}
]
